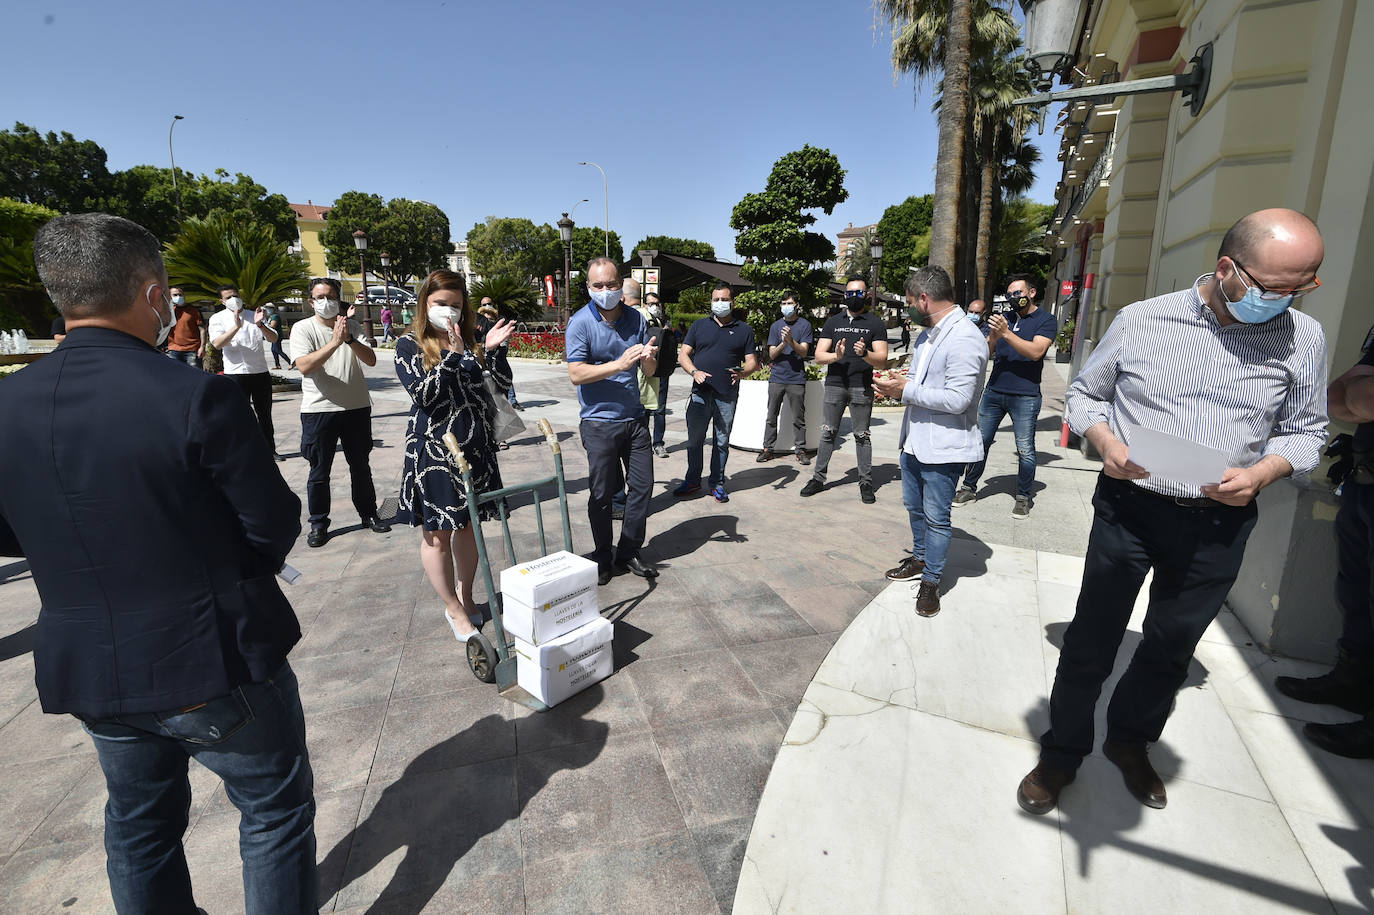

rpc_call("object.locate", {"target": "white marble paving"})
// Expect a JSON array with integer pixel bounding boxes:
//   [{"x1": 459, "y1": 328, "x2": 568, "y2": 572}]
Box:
[{"x1": 737, "y1": 545, "x2": 1374, "y2": 914}]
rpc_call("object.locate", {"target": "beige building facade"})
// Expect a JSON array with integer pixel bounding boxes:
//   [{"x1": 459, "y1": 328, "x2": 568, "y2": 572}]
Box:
[{"x1": 1040, "y1": 0, "x2": 1374, "y2": 659}]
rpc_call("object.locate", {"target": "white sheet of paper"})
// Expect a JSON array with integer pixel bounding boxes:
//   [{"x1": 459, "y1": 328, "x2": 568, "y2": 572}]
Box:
[{"x1": 1123, "y1": 423, "x2": 1231, "y2": 490}]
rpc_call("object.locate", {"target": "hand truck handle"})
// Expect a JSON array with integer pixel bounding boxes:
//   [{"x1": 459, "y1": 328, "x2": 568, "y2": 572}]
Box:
[
  {"x1": 441, "y1": 432, "x2": 472, "y2": 473},
  {"x1": 537, "y1": 417, "x2": 561, "y2": 455}
]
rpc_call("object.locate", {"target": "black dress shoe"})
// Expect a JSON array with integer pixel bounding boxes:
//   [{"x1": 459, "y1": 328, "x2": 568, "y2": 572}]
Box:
[
  {"x1": 1303, "y1": 716, "x2": 1374, "y2": 758},
  {"x1": 306, "y1": 527, "x2": 328, "y2": 548},
  {"x1": 512, "y1": 401, "x2": 525, "y2": 411},
  {"x1": 365, "y1": 516, "x2": 391, "y2": 533},
  {"x1": 1103, "y1": 740, "x2": 1167, "y2": 808},
  {"x1": 616, "y1": 556, "x2": 659, "y2": 579},
  {"x1": 756, "y1": 448, "x2": 775, "y2": 463},
  {"x1": 597, "y1": 566, "x2": 613, "y2": 586},
  {"x1": 1017, "y1": 764, "x2": 1075, "y2": 815},
  {"x1": 1275, "y1": 660, "x2": 1374, "y2": 714}
]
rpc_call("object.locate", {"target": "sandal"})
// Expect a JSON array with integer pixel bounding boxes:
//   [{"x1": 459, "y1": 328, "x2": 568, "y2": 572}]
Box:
[{"x1": 498, "y1": 440, "x2": 510, "y2": 450}]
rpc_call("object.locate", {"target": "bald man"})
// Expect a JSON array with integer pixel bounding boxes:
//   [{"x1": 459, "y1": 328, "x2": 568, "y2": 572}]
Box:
[{"x1": 1019, "y1": 208, "x2": 1328, "y2": 815}]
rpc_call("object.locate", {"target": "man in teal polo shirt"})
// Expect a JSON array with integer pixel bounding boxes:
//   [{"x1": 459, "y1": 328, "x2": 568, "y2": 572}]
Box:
[{"x1": 566, "y1": 257, "x2": 661, "y2": 585}]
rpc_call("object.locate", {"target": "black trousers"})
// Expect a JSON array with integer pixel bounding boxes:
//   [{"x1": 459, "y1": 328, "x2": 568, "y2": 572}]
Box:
[
  {"x1": 230, "y1": 372, "x2": 275, "y2": 450},
  {"x1": 1040, "y1": 474, "x2": 1258, "y2": 770},
  {"x1": 300, "y1": 407, "x2": 377, "y2": 529},
  {"x1": 580, "y1": 417, "x2": 653, "y2": 570},
  {"x1": 1337, "y1": 480, "x2": 1374, "y2": 663}
]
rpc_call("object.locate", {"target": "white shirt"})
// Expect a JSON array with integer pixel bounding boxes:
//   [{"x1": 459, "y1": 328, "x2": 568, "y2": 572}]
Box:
[{"x1": 208, "y1": 309, "x2": 269, "y2": 375}]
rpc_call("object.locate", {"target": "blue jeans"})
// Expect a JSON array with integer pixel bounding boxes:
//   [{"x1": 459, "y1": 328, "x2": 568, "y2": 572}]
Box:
[
  {"x1": 81, "y1": 663, "x2": 317, "y2": 914},
  {"x1": 684, "y1": 385, "x2": 738, "y2": 487},
  {"x1": 963, "y1": 388, "x2": 1042, "y2": 498},
  {"x1": 650, "y1": 375, "x2": 669, "y2": 447},
  {"x1": 901, "y1": 451, "x2": 963, "y2": 584},
  {"x1": 166, "y1": 349, "x2": 201, "y2": 370}
]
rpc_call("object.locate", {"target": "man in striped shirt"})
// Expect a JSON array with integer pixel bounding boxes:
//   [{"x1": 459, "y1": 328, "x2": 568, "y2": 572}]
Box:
[{"x1": 1018, "y1": 208, "x2": 1328, "y2": 815}]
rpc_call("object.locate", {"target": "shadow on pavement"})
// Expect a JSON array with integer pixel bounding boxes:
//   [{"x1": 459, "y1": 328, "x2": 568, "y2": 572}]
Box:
[
  {"x1": 317, "y1": 701, "x2": 609, "y2": 914},
  {"x1": 0, "y1": 624, "x2": 35, "y2": 661},
  {"x1": 644, "y1": 514, "x2": 747, "y2": 564},
  {"x1": 0, "y1": 559, "x2": 30, "y2": 584}
]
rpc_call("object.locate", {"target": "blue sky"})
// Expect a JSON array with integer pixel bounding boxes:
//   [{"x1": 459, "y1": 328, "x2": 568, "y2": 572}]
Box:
[{"x1": 7, "y1": 0, "x2": 1057, "y2": 262}]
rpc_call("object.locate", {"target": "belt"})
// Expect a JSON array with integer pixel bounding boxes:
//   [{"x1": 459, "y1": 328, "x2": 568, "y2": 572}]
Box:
[{"x1": 1112, "y1": 477, "x2": 1216, "y2": 509}]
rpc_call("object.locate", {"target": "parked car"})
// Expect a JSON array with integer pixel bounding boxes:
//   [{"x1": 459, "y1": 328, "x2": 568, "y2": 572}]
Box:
[{"x1": 354, "y1": 285, "x2": 417, "y2": 306}]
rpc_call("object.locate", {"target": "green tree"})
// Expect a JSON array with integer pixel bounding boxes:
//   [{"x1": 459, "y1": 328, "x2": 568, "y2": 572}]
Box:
[
  {"x1": 997, "y1": 197, "x2": 1052, "y2": 282},
  {"x1": 0, "y1": 198, "x2": 60, "y2": 334},
  {"x1": 374, "y1": 198, "x2": 451, "y2": 286},
  {"x1": 107, "y1": 166, "x2": 298, "y2": 246},
  {"x1": 730, "y1": 145, "x2": 849, "y2": 342},
  {"x1": 630, "y1": 235, "x2": 716, "y2": 260},
  {"x1": 567, "y1": 226, "x2": 623, "y2": 275},
  {"x1": 0, "y1": 122, "x2": 113, "y2": 214},
  {"x1": 471, "y1": 274, "x2": 542, "y2": 321},
  {"x1": 466, "y1": 216, "x2": 559, "y2": 281},
  {"x1": 163, "y1": 214, "x2": 310, "y2": 306},
  {"x1": 875, "y1": 194, "x2": 935, "y2": 291},
  {"x1": 320, "y1": 191, "x2": 388, "y2": 276}
]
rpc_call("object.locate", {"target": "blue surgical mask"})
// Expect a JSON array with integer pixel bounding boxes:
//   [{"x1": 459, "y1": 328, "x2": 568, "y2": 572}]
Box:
[
  {"x1": 590, "y1": 287, "x2": 623, "y2": 312},
  {"x1": 711, "y1": 300, "x2": 732, "y2": 318},
  {"x1": 968, "y1": 312, "x2": 982, "y2": 324},
  {"x1": 1221, "y1": 272, "x2": 1293, "y2": 324},
  {"x1": 781, "y1": 304, "x2": 796, "y2": 319}
]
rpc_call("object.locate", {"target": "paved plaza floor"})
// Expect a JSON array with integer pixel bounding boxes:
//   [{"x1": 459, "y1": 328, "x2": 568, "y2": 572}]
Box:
[{"x1": 0, "y1": 344, "x2": 1370, "y2": 913}]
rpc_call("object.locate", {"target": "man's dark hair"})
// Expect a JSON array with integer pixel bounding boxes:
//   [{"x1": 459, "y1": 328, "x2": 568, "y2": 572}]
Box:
[
  {"x1": 1005, "y1": 273, "x2": 1039, "y2": 297},
  {"x1": 309, "y1": 277, "x2": 342, "y2": 297},
  {"x1": 845, "y1": 275, "x2": 867, "y2": 286},
  {"x1": 905, "y1": 265, "x2": 954, "y2": 302},
  {"x1": 781, "y1": 289, "x2": 799, "y2": 303},
  {"x1": 34, "y1": 213, "x2": 164, "y2": 319},
  {"x1": 218, "y1": 284, "x2": 238, "y2": 295},
  {"x1": 644, "y1": 292, "x2": 660, "y2": 303},
  {"x1": 712, "y1": 280, "x2": 732, "y2": 295}
]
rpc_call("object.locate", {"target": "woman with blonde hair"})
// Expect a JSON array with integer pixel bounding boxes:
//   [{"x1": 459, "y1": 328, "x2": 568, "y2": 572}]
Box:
[{"x1": 394, "y1": 270, "x2": 514, "y2": 641}]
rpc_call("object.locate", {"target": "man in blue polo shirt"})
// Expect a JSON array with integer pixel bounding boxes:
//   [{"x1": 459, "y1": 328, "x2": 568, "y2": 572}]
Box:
[
  {"x1": 566, "y1": 257, "x2": 661, "y2": 585},
  {"x1": 954, "y1": 274, "x2": 1057, "y2": 518},
  {"x1": 675, "y1": 281, "x2": 759, "y2": 502}
]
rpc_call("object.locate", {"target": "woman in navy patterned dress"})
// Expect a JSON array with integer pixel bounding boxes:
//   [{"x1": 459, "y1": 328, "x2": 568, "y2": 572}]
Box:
[{"x1": 394, "y1": 270, "x2": 514, "y2": 641}]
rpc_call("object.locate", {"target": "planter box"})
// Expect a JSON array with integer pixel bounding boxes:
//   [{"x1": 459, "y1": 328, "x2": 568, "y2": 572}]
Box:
[{"x1": 729, "y1": 378, "x2": 825, "y2": 452}]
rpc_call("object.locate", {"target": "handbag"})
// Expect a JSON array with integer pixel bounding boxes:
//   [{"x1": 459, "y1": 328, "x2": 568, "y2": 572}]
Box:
[{"x1": 481, "y1": 371, "x2": 526, "y2": 442}]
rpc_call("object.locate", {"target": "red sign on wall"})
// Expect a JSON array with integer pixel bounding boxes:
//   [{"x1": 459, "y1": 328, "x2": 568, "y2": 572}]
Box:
[{"x1": 1060, "y1": 280, "x2": 1076, "y2": 297}]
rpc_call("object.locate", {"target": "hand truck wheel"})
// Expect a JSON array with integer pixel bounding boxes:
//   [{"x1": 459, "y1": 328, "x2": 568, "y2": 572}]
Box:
[{"x1": 466, "y1": 630, "x2": 497, "y2": 683}]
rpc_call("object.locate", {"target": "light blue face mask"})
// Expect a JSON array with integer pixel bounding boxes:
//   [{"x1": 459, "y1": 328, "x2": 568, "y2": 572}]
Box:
[
  {"x1": 968, "y1": 312, "x2": 982, "y2": 324},
  {"x1": 1220, "y1": 271, "x2": 1293, "y2": 324},
  {"x1": 711, "y1": 301, "x2": 732, "y2": 318}
]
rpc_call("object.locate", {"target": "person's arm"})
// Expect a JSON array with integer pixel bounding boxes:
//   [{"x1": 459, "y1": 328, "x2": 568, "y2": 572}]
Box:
[
  {"x1": 1329, "y1": 364, "x2": 1374, "y2": 424},
  {"x1": 862, "y1": 327, "x2": 889, "y2": 369},
  {"x1": 678, "y1": 342, "x2": 713, "y2": 386},
  {"x1": 191, "y1": 375, "x2": 302, "y2": 568},
  {"x1": 894, "y1": 335, "x2": 985, "y2": 414},
  {"x1": 814, "y1": 335, "x2": 839, "y2": 365},
  {"x1": 1247, "y1": 334, "x2": 1329, "y2": 482},
  {"x1": 568, "y1": 346, "x2": 646, "y2": 385},
  {"x1": 255, "y1": 309, "x2": 279, "y2": 343},
  {"x1": 792, "y1": 323, "x2": 812, "y2": 359},
  {"x1": 641, "y1": 332, "x2": 659, "y2": 378},
  {"x1": 293, "y1": 318, "x2": 348, "y2": 376},
  {"x1": 1063, "y1": 312, "x2": 1127, "y2": 438},
  {"x1": 210, "y1": 312, "x2": 242, "y2": 349},
  {"x1": 999, "y1": 331, "x2": 1053, "y2": 361},
  {"x1": 394, "y1": 334, "x2": 466, "y2": 410},
  {"x1": 197, "y1": 317, "x2": 207, "y2": 357},
  {"x1": 345, "y1": 319, "x2": 376, "y2": 367}
]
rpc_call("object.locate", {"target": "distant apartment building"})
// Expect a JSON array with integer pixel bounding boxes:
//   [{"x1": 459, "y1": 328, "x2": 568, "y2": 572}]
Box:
[{"x1": 835, "y1": 222, "x2": 877, "y2": 278}]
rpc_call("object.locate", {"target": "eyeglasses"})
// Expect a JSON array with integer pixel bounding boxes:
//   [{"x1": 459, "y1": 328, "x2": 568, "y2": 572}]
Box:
[
  {"x1": 589, "y1": 281, "x2": 621, "y2": 290},
  {"x1": 1230, "y1": 257, "x2": 1321, "y2": 300}
]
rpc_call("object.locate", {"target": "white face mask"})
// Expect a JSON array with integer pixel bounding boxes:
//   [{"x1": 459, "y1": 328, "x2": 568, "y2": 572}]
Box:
[
  {"x1": 312, "y1": 298, "x2": 340, "y2": 320},
  {"x1": 149, "y1": 285, "x2": 174, "y2": 346},
  {"x1": 711, "y1": 300, "x2": 732, "y2": 318},
  {"x1": 428, "y1": 306, "x2": 455, "y2": 332},
  {"x1": 170, "y1": 294, "x2": 184, "y2": 306},
  {"x1": 224, "y1": 296, "x2": 244, "y2": 312},
  {"x1": 589, "y1": 287, "x2": 623, "y2": 311},
  {"x1": 781, "y1": 304, "x2": 796, "y2": 319}
]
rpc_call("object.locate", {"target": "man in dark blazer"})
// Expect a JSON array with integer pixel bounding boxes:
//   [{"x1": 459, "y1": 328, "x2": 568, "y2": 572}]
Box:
[{"x1": 0, "y1": 213, "x2": 317, "y2": 913}]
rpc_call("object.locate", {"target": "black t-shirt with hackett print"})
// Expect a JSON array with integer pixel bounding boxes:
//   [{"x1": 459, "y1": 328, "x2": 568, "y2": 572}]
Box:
[{"x1": 818, "y1": 310, "x2": 886, "y2": 388}]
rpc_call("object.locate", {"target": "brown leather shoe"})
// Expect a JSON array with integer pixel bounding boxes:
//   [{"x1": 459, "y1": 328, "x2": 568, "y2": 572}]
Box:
[
  {"x1": 914, "y1": 581, "x2": 940, "y2": 617},
  {"x1": 1017, "y1": 764, "x2": 1075, "y2": 815},
  {"x1": 1103, "y1": 740, "x2": 1166, "y2": 809},
  {"x1": 885, "y1": 556, "x2": 926, "y2": 581}
]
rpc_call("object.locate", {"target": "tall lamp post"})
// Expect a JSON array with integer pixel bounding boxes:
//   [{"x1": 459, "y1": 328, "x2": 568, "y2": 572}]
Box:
[
  {"x1": 576, "y1": 162, "x2": 609, "y2": 256},
  {"x1": 168, "y1": 115, "x2": 184, "y2": 219},
  {"x1": 557, "y1": 212, "x2": 575, "y2": 327},
  {"x1": 869, "y1": 233, "x2": 884, "y2": 312},
  {"x1": 379, "y1": 251, "x2": 391, "y2": 340},
  {"x1": 352, "y1": 229, "x2": 373, "y2": 342}
]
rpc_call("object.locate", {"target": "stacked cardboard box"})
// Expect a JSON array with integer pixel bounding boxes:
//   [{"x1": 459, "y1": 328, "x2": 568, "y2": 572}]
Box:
[{"x1": 500, "y1": 551, "x2": 613, "y2": 706}]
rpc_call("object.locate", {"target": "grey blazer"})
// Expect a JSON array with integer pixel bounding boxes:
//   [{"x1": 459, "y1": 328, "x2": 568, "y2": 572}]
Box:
[{"x1": 896, "y1": 312, "x2": 990, "y2": 463}]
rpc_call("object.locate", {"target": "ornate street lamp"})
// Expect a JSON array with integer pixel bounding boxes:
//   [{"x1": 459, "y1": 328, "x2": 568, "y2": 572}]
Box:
[
  {"x1": 379, "y1": 251, "x2": 391, "y2": 339},
  {"x1": 869, "y1": 233, "x2": 883, "y2": 310},
  {"x1": 168, "y1": 115, "x2": 184, "y2": 219},
  {"x1": 558, "y1": 212, "x2": 575, "y2": 326},
  {"x1": 352, "y1": 229, "x2": 373, "y2": 342}
]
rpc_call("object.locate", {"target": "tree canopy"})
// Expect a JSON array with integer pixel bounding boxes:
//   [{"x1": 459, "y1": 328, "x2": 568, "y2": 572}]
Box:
[
  {"x1": 630, "y1": 235, "x2": 715, "y2": 260},
  {"x1": 567, "y1": 226, "x2": 623, "y2": 275},
  {"x1": 471, "y1": 274, "x2": 542, "y2": 320},
  {"x1": 320, "y1": 193, "x2": 452, "y2": 286},
  {"x1": 875, "y1": 194, "x2": 935, "y2": 291},
  {"x1": 730, "y1": 145, "x2": 849, "y2": 342},
  {"x1": 0, "y1": 122, "x2": 112, "y2": 214},
  {"x1": 465, "y1": 216, "x2": 559, "y2": 282},
  {"x1": 0, "y1": 197, "x2": 61, "y2": 334}
]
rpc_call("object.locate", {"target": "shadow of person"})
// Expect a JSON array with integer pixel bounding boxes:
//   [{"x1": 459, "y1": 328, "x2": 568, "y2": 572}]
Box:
[
  {"x1": 318, "y1": 704, "x2": 609, "y2": 913},
  {"x1": 643, "y1": 513, "x2": 745, "y2": 564},
  {"x1": 0, "y1": 623, "x2": 36, "y2": 661},
  {"x1": 0, "y1": 559, "x2": 32, "y2": 583}
]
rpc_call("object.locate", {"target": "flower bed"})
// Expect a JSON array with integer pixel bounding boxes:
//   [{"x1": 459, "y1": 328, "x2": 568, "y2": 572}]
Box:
[{"x1": 509, "y1": 331, "x2": 565, "y2": 360}]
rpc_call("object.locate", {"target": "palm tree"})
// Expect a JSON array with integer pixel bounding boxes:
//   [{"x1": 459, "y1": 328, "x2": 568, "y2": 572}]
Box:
[
  {"x1": 470, "y1": 274, "x2": 541, "y2": 321},
  {"x1": 163, "y1": 214, "x2": 310, "y2": 306},
  {"x1": 969, "y1": 47, "x2": 1036, "y2": 301}
]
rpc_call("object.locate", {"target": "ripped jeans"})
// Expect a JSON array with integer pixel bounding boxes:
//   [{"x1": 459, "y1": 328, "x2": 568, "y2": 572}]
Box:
[{"x1": 810, "y1": 384, "x2": 873, "y2": 485}]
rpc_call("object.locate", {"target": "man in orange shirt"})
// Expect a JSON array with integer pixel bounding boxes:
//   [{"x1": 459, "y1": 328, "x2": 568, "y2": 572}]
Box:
[{"x1": 165, "y1": 285, "x2": 206, "y2": 368}]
